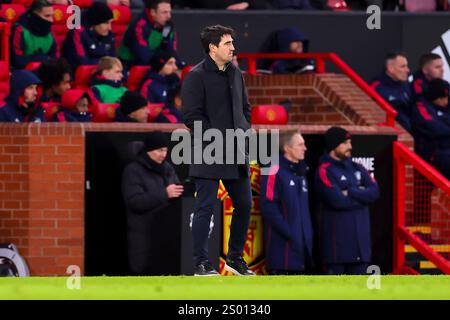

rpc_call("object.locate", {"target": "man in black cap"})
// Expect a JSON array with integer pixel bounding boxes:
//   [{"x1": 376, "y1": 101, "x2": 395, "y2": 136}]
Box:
[
  {"x1": 62, "y1": 1, "x2": 116, "y2": 70},
  {"x1": 314, "y1": 127, "x2": 379, "y2": 275},
  {"x1": 411, "y1": 78, "x2": 450, "y2": 179},
  {"x1": 115, "y1": 91, "x2": 149, "y2": 123},
  {"x1": 122, "y1": 131, "x2": 184, "y2": 275}
]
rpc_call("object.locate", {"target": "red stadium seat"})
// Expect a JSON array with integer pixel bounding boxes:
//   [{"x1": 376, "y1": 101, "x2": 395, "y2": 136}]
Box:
[
  {"x1": 91, "y1": 102, "x2": 118, "y2": 122},
  {"x1": 251, "y1": 105, "x2": 288, "y2": 125},
  {"x1": 0, "y1": 61, "x2": 10, "y2": 102},
  {"x1": 148, "y1": 103, "x2": 164, "y2": 122},
  {"x1": 51, "y1": 5, "x2": 71, "y2": 57},
  {"x1": 11, "y1": 0, "x2": 33, "y2": 7},
  {"x1": 24, "y1": 61, "x2": 41, "y2": 71},
  {"x1": 72, "y1": 0, "x2": 93, "y2": 8},
  {"x1": 109, "y1": 5, "x2": 131, "y2": 49},
  {"x1": 0, "y1": 4, "x2": 26, "y2": 25},
  {"x1": 126, "y1": 66, "x2": 150, "y2": 91},
  {"x1": 181, "y1": 65, "x2": 193, "y2": 82},
  {"x1": 74, "y1": 65, "x2": 97, "y2": 90},
  {"x1": 327, "y1": 0, "x2": 350, "y2": 11},
  {"x1": 41, "y1": 102, "x2": 60, "y2": 121}
]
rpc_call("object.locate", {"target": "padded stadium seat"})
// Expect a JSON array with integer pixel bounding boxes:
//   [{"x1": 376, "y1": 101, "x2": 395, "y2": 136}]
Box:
[
  {"x1": 0, "y1": 61, "x2": 10, "y2": 102},
  {"x1": 72, "y1": 0, "x2": 93, "y2": 8},
  {"x1": 51, "y1": 5, "x2": 71, "y2": 57},
  {"x1": 148, "y1": 103, "x2": 164, "y2": 122},
  {"x1": 180, "y1": 65, "x2": 193, "y2": 82},
  {"x1": 126, "y1": 66, "x2": 150, "y2": 91},
  {"x1": 11, "y1": 0, "x2": 33, "y2": 7},
  {"x1": 251, "y1": 104, "x2": 288, "y2": 125},
  {"x1": 327, "y1": 0, "x2": 350, "y2": 11},
  {"x1": 24, "y1": 61, "x2": 41, "y2": 71},
  {"x1": 0, "y1": 4, "x2": 26, "y2": 25},
  {"x1": 41, "y1": 102, "x2": 60, "y2": 121},
  {"x1": 74, "y1": 65, "x2": 97, "y2": 90},
  {"x1": 91, "y1": 102, "x2": 118, "y2": 122},
  {"x1": 109, "y1": 5, "x2": 131, "y2": 49}
]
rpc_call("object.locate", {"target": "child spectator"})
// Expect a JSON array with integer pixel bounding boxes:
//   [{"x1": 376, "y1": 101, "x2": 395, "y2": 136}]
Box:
[
  {"x1": 52, "y1": 89, "x2": 93, "y2": 122},
  {"x1": 90, "y1": 56, "x2": 128, "y2": 103}
]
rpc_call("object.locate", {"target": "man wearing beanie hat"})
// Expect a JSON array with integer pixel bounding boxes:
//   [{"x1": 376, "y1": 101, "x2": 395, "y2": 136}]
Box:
[
  {"x1": 62, "y1": 1, "x2": 116, "y2": 70},
  {"x1": 314, "y1": 126, "x2": 379, "y2": 275},
  {"x1": 139, "y1": 50, "x2": 182, "y2": 123},
  {"x1": 411, "y1": 78, "x2": 450, "y2": 179},
  {"x1": 122, "y1": 131, "x2": 184, "y2": 275},
  {"x1": 115, "y1": 91, "x2": 150, "y2": 123}
]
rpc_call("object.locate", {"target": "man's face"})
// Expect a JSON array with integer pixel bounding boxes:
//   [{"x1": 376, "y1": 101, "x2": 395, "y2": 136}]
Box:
[
  {"x1": 23, "y1": 84, "x2": 38, "y2": 104},
  {"x1": 289, "y1": 41, "x2": 303, "y2": 54},
  {"x1": 159, "y1": 57, "x2": 178, "y2": 76},
  {"x1": 210, "y1": 34, "x2": 235, "y2": 65},
  {"x1": 129, "y1": 106, "x2": 149, "y2": 123},
  {"x1": 284, "y1": 133, "x2": 307, "y2": 162},
  {"x1": 151, "y1": 3, "x2": 171, "y2": 26},
  {"x1": 433, "y1": 96, "x2": 449, "y2": 108},
  {"x1": 147, "y1": 147, "x2": 168, "y2": 164},
  {"x1": 35, "y1": 6, "x2": 54, "y2": 23},
  {"x1": 387, "y1": 56, "x2": 410, "y2": 82},
  {"x1": 423, "y1": 59, "x2": 444, "y2": 80},
  {"x1": 93, "y1": 20, "x2": 112, "y2": 37},
  {"x1": 333, "y1": 139, "x2": 352, "y2": 160},
  {"x1": 103, "y1": 65, "x2": 123, "y2": 81},
  {"x1": 53, "y1": 73, "x2": 71, "y2": 96},
  {"x1": 76, "y1": 97, "x2": 89, "y2": 113}
]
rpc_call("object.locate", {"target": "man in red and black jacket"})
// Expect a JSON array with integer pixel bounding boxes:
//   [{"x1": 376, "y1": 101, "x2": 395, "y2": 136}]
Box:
[
  {"x1": 410, "y1": 53, "x2": 445, "y2": 101},
  {"x1": 314, "y1": 127, "x2": 379, "y2": 275}
]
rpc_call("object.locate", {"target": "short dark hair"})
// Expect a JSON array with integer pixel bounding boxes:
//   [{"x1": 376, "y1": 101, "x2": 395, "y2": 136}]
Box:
[
  {"x1": 145, "y1": 0, "x2": 171, "y2": 10},
  {"x1": 200, "y1": 25, "x2": 236, "y2": 54},
  {"x1": 384, "y1": 52, "x2": 407, "y2": 69},
  {"x1": 37, "y1": 58, "x2": 72, "y2": 90},
  {"x1": 419, "y1": 53, "x2": 442, "y2": 69},
  {"x1": 31, "y1": 0, "x2": 52, "y2": 12},
  {"x1": 279, "y1": 130, "x2": 301, "y2": 153}
]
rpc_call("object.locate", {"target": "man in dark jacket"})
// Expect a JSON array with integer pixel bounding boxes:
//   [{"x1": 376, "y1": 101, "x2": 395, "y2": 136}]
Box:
[
  {"x1": 0, "y1": 70, "x2": 44, "y2": 122},
  {"x1": 36, "y1": 58, "x2": 72, "y2": 103},
  {"x1": 315, "y1": 127, "x2": 379, "y2": 275},
  {"x1": 181, "y1": 25, "x2": 254, "y2": 276},
  {"x1": 260, "y1": 130, "x2": 313, "y2": 275},
  {"x1": 10, "y1": 0, "x2": 57, "y2": 69},
  {"x1": 371, "y1": 52, "x2": 412, "y2": 132},
  {"x1": 62, "y1": 2, "x2": 116, "y2": 71},
  {"x1": 122, "y1": 131, "x2": 184, "y2": 275},
  {"x1": 411, "y1": 53, "x2": 445, "y2": 101},
  {"x1": 115, "y1": 91, "x2": 149, "y2": 123},
  {"x1": 411, "y1": 78, "x2": 450, "y2": 180}
]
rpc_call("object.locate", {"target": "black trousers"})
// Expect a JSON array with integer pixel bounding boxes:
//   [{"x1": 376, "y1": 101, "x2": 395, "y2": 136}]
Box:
[
  {"x1": 192, "y1": 176, "x2": 252, "y2": 266},
  {"x1": 324, "y1": 263, "x2": 369, "y2": 275}
]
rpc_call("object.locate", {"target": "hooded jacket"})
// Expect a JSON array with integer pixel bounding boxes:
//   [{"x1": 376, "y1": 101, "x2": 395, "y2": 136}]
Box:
[
  {"x1": 0, "y1": 70, "x2": 44, "y2": 122},
  {"x1": 89, "y1": 72, "x2": 128, "y2": 104},
  {"x1": 314, "y1": 154, "x2": 379, "y2": 265},
  {"x1": 260, "y1": 155, "x2": 313, "y2": 272},
  {"x1": 51, "y1": 90, "x2": 92, "y2": 122},
  {"x1": 10, "y1": 9, "x2": 57, "y2": 69}
]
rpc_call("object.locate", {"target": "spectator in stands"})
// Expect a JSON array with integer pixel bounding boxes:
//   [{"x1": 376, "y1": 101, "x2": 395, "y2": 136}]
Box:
[
  {"x1": 119, "y1": 0, "x2": 178, "y2": 68},
  {"x1": 315, "y1": 127, "x2": 379, "y2": 275},
  {"x1": 122, "y1": 131, "x2": 184, "y2": 275},
  {"x1": 36, "y1": 58, "x2": 72, "y2": 103},
  {"x1": 140, "y1": 50, "x2": 182, "y2": 123},
  {"x1": 0, "y1": 70, "x2": 44, "y2": 122},
  {"x1": 62, "y1": 2, "x2": 115, "y2": 71},
  {"x1": 51, "y1": 89, "x2": 93, "y2": 122},
  {"x1": 411, "y1": 53, "x2": 445, "y2": 100},
  {"x1": 411, "y1": 79, "x2": 450, "y2": 180},
  {"x1": 90, "y1": 56, "x2": 128, "y2": 103},
  {"x1": 10, "y1": 0, "x2": 56, "y2": 70},
  {"x1": 371, "y1": 52, "x2": 412, "y2": 132},
  {"x1": 115, "y1": 90, "x2": 149, "y2": 122},
  {"x1": 175, "y1": 0, "x2": 270, "y2": 9},
  {"x1": 260, "y1": 130, "x2": 314, "y2": 275}
]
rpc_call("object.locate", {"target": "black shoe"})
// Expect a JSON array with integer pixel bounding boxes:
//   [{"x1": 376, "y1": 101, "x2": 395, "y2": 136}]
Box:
[
  {"x1": 225, "y1": 256, "x2": 256, "y2": 276},
  {"x1": 194, "y1": 261, "x2": 220, "y2": 276}
]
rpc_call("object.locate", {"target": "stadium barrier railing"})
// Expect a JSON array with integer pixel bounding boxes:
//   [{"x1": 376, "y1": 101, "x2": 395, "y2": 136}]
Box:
[
  {"x1": 393, "y1": 141, "x2": 450, "y2": 274},
  {"x1": 237, "y1": 52, "x2": 398, "y2": 127}
]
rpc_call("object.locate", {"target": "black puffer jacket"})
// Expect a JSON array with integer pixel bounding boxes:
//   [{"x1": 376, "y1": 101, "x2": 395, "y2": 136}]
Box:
[{"x1": 121, "y1": 152, "x2": 180, "y2": 274}]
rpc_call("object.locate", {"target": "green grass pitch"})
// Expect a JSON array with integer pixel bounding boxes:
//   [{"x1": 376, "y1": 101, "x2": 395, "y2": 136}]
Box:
[{"x1": 0, "y1": 276, "x2": 449, "y2": 300}]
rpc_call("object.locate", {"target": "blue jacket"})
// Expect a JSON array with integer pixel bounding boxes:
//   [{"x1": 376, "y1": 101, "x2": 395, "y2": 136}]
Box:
[
  {"x1": 371, "y1": 73, "x2": 412, "y2": 132},
  {"x1": 260, "y1": 156, "x2": 313, "y2": 272},
  {"x1": 411, "y1": 97, "x2": 450, "y2": 163},
  {"x1": 62, "y1": 26, "x2": 116, "y2": 71},
  {"x1": 0, "y1": 70, "x2": 45, "y2": 122},
  {"x1": 51, "y1": 108, "x2": 92, "y2": 122},
  {"x1": 314, "y1": 154, "x2": 379, "y2": 265}
]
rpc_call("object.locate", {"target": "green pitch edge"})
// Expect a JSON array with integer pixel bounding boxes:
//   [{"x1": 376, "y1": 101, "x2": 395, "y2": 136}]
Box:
[{"x1": 0, "y1": 276, "x2": 449, "y2": 300}]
